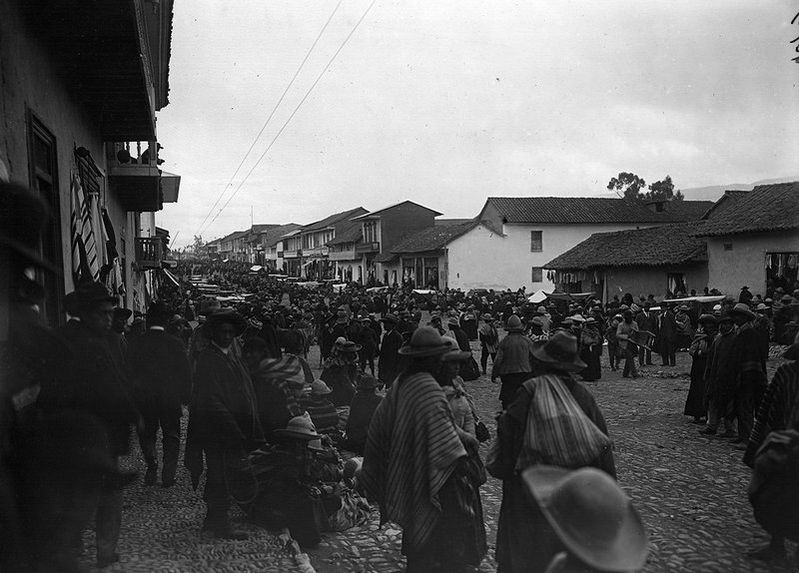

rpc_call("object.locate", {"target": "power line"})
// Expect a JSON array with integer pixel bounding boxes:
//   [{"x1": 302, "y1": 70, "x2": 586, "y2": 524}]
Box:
[
  {"x1": 194, "y1": 0, "x2": 345, "y2": 238},
  {"x1": 206, "y1": 0, "x2": 377, "y2": 229}
]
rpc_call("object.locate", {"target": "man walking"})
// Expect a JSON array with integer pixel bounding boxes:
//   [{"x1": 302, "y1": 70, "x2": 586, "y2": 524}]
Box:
[
  {"x1": 378, "y1": 314, "x2": 403, "y2": 388},
  {"x1": 491, "y1": 315, "x2": 536, "y2": 409},
  {"x1": 127, "y1": 301, "x2": 192, "y2": 487},
  {"x1": 729, "y1": 303, "x2": 768, "y2": 445}
]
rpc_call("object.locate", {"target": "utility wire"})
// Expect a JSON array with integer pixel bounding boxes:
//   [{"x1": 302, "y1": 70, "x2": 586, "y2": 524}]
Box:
[
  {"x1": 206, "y1": 0, "x2": 377, "y2": 229},
  {"x1": 194, "y1": 0, "x2": 345, "y2": 238}
]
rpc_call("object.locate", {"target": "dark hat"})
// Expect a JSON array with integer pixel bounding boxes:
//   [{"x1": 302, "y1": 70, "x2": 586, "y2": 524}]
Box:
[
  {"x1": 206, "y1": 309, "x2": 247, "y2": 335},
  {"x1": 274, "y1": 415, "x2": 321, "y2": 441},
  {"x1": 398, "y1": 326, "x2": 452, "y2": 357},
  {"x1": 381, "y1": 313, "x2": 399, "y2": 324},
  {"x1": 522, "y1": 465, "x2": 648, "y2": 572},
  {"x1": 146, "y1": 301, "x2": 171, "y2": 323},
  {"x1": 717, "y1": 312, "x2": 734, "y2": 323},
  {"x1": 113, "y1": 307, "x2": 133, "y2": 320},
  {"x1": 505, "y1": 314, "x2": 525, "y2": 332},
  {"x1": 698, "y1": 313, "x2": 717, "y2": 324},
  {"x1": 784, "y1": 331, "x2": 799, "y2": 360},
  {"x1": 531, "y1": 331, "x2": 587, "y2": 372},
  {"x1": 356, "y1": 373, "x2": 380, "y2": 390},
  {"x1": 73, "y1": 281, "x2": 117, "y2": 308},
  {"x1": 0, "y1": 182, "x2": 59, "y2": 272},
  {"x1": 336, "y1": 339, "x2": 362, "y2": 353}
]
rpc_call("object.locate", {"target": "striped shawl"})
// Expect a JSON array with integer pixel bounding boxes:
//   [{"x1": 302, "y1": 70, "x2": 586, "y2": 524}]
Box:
[{"x1": 361, "y1": 371, "x2": 466, "y2": 553}]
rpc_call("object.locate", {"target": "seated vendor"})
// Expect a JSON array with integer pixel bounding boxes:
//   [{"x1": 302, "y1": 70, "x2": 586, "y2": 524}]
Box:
[{"x1": 304, "y1": 379, "x2": 340, "y2": 436}]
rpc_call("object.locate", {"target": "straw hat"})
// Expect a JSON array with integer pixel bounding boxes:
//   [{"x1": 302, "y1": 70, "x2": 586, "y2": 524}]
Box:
[
  {"x1": 397, "y1": 326, "x2": 452, "y2": 357},
  {"x1": 522, "y1": 465, "x2": 648, "y2": 572},
  {"x1": 531, "y1": 331, "x2": 587, "y2": 372},
  {"x1": 730, "y1": 303, "x2": 755, "y2": 320},
  {"x1": 274, "y1": 415, "x2": 321, "y2": 441},
  {"x1": 505, "y1": 315, "x2": 525, "y2": 332},
  {"x1": 336, "y1": 339, "x2": 362, "y2": 353},
  {"x1": 530, "y1": 316, "x2": 545, "y2": 328}
]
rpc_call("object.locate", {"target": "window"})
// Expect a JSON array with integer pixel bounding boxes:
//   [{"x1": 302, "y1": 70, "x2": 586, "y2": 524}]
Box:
[
  {"x1": 27, "y1": 112, "x2": 63, "y2": 326},
  {"x1": 530, "y1": 230, "x2": 543, "y2": 252},
  {"x1": 531, "y1": 267, "x2": 543, "y2": 283}
]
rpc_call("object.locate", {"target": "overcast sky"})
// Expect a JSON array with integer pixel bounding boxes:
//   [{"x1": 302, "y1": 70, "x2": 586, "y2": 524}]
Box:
[{"x1": 156, "y1": 0, "x2": 799, "y2": 248}]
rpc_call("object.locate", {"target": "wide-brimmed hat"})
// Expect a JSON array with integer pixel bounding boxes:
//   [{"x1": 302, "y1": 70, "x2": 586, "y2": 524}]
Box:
[
  {"x1": 730, "y1": 303, "x2": 755, "y2": 320},
  {"x1": 113, "y1": 308, "x2": 133, "y2": 320},
  {"x1": 570, "y1": 314, "x2": 586, "y2": 323},
  {"x1": 311, "y1": 379, "x2": 332, "y2": 395},
  {"x1": 205, "y1": 309, "x2": 247, "y2": 335},
  {"x1": 531, "y1": 331, "x2": 587, "y2": 372},
  {"x1": 505, "y1": 315, "x2": 525, "y2": 332},
  {"x1": 780, "y1": 294, "x2": 795, "y2": 303},
  {"x1": 537, "y1": 306, "x2": 547, "y2": 314},
  {"x1": 380, "y1": 313, "x2": 399, "y2": 324},
  {"x1": 784, "y1": 331, "x2": 799, "y2": 360},
  {"x1": 530, "y1": 316, "x2": 545, "y2": 328},
  {"x1": 678, "y1": 304, "x2": 690, "y2": 311},
  {"x1": 336, "y1": 339, "x2": 361, "y2": 353},
  {"x1": 755, "y1": 303, "x2": 768, "y2": 311},
  {"x1": 0, "y1": 182, "x2": 59, "y2": 273},
  {"x1": 199, "y1": 298, "x2": 221, "y2": 316},
  {"x1": 73, "y1": 281, "x2": 117, "y2": 309},
  {"x1": 698, "y1": 313, "x2": 717, "y2": 324},
  {"x1": 447, "y1": 317, "x2": 460, "y2": 328},
  {"x1": 398, "y1": 326, "x2": 452, "y2": 357},
  {"x1": 441, "y1": 337, "x2": 470, "y2": 362},
  {"x1": 274, "y1": 414, "x2": 321, "y2": 442},
  {"x1": 482, "y1": 313, "x2": 493, "y2": 321},
  {"x1": 522, "y1": 465, "x2": 648, "y2": 572}
]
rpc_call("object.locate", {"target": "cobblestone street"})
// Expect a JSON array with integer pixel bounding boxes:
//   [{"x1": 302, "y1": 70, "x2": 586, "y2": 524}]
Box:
[{"x1": 86, "y1": 342, "x2": 797, "y2": 573}]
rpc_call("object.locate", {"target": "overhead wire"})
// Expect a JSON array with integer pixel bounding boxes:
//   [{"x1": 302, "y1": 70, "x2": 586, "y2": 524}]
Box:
[
  {"x1": 205, "y1": 0, "x2": 378, "y2": 229},
  {"x1": 194, "y1": 0, "x2": 345, "y2": 238}
]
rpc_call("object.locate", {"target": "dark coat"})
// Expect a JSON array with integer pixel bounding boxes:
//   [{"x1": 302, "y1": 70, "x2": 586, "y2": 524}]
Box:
[
  {"x1": 127, "y1": 328, "x2": 191, "y2": 412},
  {"x1": 187, "y1": 345, "x2": 263, "y2": 451},
  {"x1": 345, "y1": 391, "x2": 383, "y2": 454},
  {"x1": 450, "y1": 327, "x2": 470, "y2": 352},
  {"x1": 378, "y1": 328, "x2": 404, "y2": 385},
  {"x1": 321, "y1": 363, "x2": 358, "y2": 407},
  {"x1": 47, "y1": 321, "x2": 138, "y2": 455}
]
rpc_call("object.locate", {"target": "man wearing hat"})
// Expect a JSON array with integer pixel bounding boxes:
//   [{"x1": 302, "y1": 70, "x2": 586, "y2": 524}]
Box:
[
  {"x1": 127, "y1": 301, "x2": 192, "y2": 487},
  {"x1": 684, "y1": 314, "x2": 718, "y2": 424},
  {"x1": 492, "y1": 315, "x2": 537, "y2": 409},
  {"x1": 47, "y1": 282, "x2": 140, "y2": 568},
  {"x1": 701, "y1": 313, "x2": 738, "y2": 437},
  {"x1": 742, "y1": 331, "x2": 799, "y2": 562},
  {"x1": 378, "y1": 313, "x2": 403, "y2": 388},
  {"x1": 658, "y1": 305, "x2": 678, "y2": 366},
  {"x1": 321, "y1": 338, "x2": 361, "y2": 407},
  {"x1": 728, "y1": 303, "x2": 768, "y2": 445},
  {"x1": 188, "y1": 298, "x2": 242, "y2": 374},
  {"x1": 303, "y1": 380, "x2": 339, "y2": 436},
  {"x1": 185, "y1": 309, "x2": 263, "y2": 540},
  {"x1": 492, "y1": 331, "x2": 615, "y2": 573},
  {"x1": 447, "y1": 317, "x2": 470, "y2": 353},
  {"x1": 479, "y1": 313, "x2": 499, "y2": 375},
  {"x1": 362, "y1": 327, "x2": 481, "y2": 573},
  {"x1": 522, "y1": 466, "x2": 648, "y2": 572}
]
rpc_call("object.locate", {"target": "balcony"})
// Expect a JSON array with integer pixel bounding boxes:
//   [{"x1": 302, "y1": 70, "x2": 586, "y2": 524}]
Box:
[
  {"x1": 108, "y1": 141, "x2": 163, "y2": 212},
  {"x1": 355, "y1": 241, "x2": 380, "y2": 254},
  {"x1": 135, "y1": 237, "x2": 163, "y2": 269},
  {"x1": 329, "y1": 249, "x2": 357, "y2": 261},
  {"x1": 283, "y1": 249, "x2": 302, "y2": 259}
]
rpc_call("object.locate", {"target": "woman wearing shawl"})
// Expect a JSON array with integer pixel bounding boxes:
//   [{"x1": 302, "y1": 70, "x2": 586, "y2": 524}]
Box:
[
  {"x1": 361, "y1": 327, "x2": 482, "y2": 573},
  {"x1": 490, "y1": 331, "x2": 616, "y2": 573},
  {"x1": 321, "y1": 338, "x2": 361, "y2": 407}
]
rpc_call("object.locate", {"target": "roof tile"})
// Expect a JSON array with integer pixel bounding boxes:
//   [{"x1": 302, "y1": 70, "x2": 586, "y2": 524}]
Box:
[{"x1": 695, "y1": 182, "x2": 799, "y2": 236}]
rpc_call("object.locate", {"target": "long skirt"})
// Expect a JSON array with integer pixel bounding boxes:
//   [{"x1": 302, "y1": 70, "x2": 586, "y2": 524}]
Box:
[
  {"x1": 580, "y1": 345, "x2": 602, "y2": 381},
  {"x1": 684, "y1": 355, "x2": 708, "y2": 418}
]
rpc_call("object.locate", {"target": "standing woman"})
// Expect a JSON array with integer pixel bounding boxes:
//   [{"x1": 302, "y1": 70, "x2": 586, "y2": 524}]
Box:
[
  {"x1": 491, "y1": 315, "x2": 537, "y2": 410},
  {"x1": 479, "y1": 314, "x2": 499, "y2": 375},
  {"x1": 684, "y1": 314, "x2": 717, "y2": 424},
  {"x1": 490, "y1": 332, "x2": 616, "y2": 572},
  {"x1": 580, "y1": 317, "x2": 603, "y2": 381}
]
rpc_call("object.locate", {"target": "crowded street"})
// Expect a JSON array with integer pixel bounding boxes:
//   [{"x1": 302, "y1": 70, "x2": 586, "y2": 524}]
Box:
[{"x1": 70, "y1": 330, "x2": 796, "y2": 573}]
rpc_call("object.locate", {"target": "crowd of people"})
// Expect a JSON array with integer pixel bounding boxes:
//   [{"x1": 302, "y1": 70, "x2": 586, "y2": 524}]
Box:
[{"x1": 3, "y1": 181, "x2": 799, "y2": 571}]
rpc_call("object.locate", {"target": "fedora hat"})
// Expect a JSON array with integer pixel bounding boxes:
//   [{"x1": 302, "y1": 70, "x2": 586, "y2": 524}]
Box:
[
  {"x1": 698, "y1": 313, "x2": 717, "y2": 324},
  {"x1": 730, "y1": 303, "x2": 755, "y2": 320},
  {"x1": 73, "y1": 281, "x2": 117, "y2": 309},
  {"x1": 113, "y1": 307, "x2": 133, "y2": 320},
  {"x1": 505, "y1": 315, "x2": 525, "y2": 332},
  {"x1": 199, "y1": 298, "x2": 221, "y2": 316},
  {"x1": 274, "y1": 415, "x2": 322, "y2": 444},
  {"x1": 380, "y1": 313, "x2": 399, "y2": 324},
  {"x1": 398, "y1": 326, "x2": 452, "y2": 357},
  {"x1": 311, "y1": 379, "x2": 332, "y2": 395},
  {"x1": 523, "y1": 465, "x2": 648, "y2": 572},
  {"x1": 205, "y1": 309, "x2": 247, "y2": 335},
  {"x1": 570, "y1": 314, "x2": 586, "y2": 323},
  {"x1": 530, "y1": 316, "x2": 545, "y2": 328},
  {"x1": 531, "y1": 331, "x2": 587, "y2": 372},
  {"x1": 441, "y1": 337, "x2": 470, "y2": 362},
  {"x1": 537, "y1": 305, "x2": 548, "y2": 314}
]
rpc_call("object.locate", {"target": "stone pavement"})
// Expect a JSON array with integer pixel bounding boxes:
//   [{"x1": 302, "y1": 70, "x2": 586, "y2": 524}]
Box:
[{"x1": 81, "y1": 342, "x2": 797, "y2": 572}]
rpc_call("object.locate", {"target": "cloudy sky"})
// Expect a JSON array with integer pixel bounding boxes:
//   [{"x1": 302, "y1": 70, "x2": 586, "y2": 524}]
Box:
[{"x1": 156, "y1": 0, "x2": 799, "y2": 248}]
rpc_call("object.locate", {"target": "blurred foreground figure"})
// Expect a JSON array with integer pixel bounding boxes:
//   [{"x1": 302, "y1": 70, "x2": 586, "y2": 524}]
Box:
[{"x1": 0, "y1": 183, "x2": 134, "y2": 572}]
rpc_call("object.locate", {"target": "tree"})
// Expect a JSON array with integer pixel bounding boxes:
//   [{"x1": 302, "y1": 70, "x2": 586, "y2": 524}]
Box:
[
  {"x1": 607, "y1": 172, "x2": 646, "y2": 201},
  {"x1": 645, "y1": 175, "x2": 683, "y2": 202}
]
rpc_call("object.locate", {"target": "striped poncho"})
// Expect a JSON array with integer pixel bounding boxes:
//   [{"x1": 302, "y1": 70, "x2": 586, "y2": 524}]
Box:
[{"x1": 361, "y1": 371, "x2": 466, "y2": 554}]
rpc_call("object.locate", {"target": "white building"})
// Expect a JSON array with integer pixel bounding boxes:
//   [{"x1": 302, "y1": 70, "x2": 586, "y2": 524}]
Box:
[{"x1": 469, "y1": 197, "x2": 713, "y2": 292}]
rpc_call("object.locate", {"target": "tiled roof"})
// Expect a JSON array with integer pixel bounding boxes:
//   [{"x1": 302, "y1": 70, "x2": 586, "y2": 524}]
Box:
[
  {"x1": 695, "y1": 182, "x2": 799, "y2": 237},
  {"x1": 259, "y1": 224, "x2": 301, "y2": 248},
  {"x1": 435, "y1": 218, "x2": 473, "y2": 226},
  {"x1": 391, "y1": 221, "x2": 479, "y2": 254},
  {"x1": 700, "y1": 190, "x2": 750, "y2": 220},
  {"x1": 352, "y1": 200, "x2": 442, "y2": 219},
  {"x1": 545, "y1": 222, "x2": 707, "y2": 270},
  {"x1": 303, "y1": 207, "x2": 368, "y2": 232},
  {"x1": 251, "y1": 223, "x2": 280, "y2": 233},
  {"x1": 327, "y1": 220, "x2": 363, "y2": 245},
  {"x1": 481, "y1": 197, "x2": 712, "y2": 224}
]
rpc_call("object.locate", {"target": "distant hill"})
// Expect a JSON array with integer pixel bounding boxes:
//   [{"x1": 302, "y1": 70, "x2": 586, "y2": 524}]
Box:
[{"x1": 679, "y1": 176, "x2": 799, "y2": 202}]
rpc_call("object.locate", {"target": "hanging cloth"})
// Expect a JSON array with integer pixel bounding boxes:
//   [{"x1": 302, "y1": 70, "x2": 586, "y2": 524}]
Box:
[{"x1": 70, "y1": 171, "x2": 99, "y2": 285}]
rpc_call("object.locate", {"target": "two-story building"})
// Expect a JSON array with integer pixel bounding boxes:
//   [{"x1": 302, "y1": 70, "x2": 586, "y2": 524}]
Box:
[
  {"x1": 297, "y1": 207, "x2": 367, "y2": 280},
  {"x1": 252, "y1": 223, "x2": 300, "y2": 270},
  {"x1": 0, "y1": 0, "x2": 179, "y2": 322}
]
